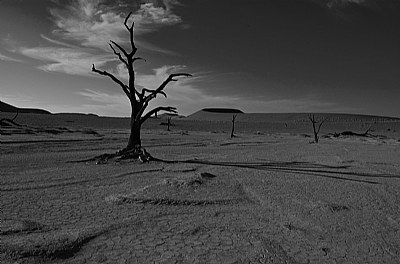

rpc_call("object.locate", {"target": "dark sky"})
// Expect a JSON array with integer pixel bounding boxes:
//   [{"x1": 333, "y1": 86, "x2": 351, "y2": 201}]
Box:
[{"x1": 0, "y1": 0, "x2": 399, "y2": 117}]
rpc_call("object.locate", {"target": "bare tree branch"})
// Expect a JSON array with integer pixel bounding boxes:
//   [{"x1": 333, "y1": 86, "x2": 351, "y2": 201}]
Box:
[
  {"x1": 123, "y1": 11, "x2": 137, "y2": 55},
  {"x1": 124, "y1": 11, "x2": 133, "y2": 31},
  {"x1": 140, "y1": 106, "x2": 177, "y2": 124},
  {"x1": 141, "y1": 88, "x2": 167, "y2": 98},
  {"x1": 316, "y1": 118, "x2": 326, "y2": 134},
  {"x1": 110, "y1": 40, "x2": 129, "y2": 59},
  {"x1": 143, "y1": 73, "x2": 192, "y2": 103},
  {"x1": 92, "y1": 64, "x2": 131, "y2": 99},
  {"x1": 133, "y1": 57, "x2": 146, "y2": 63},
  {"x1": 308, "y1": 114, "x2": 315, "y2": 123},
  {"x1": 137, "y1": 73, "x2": 191, "y2": 120},
  {"x1": 109, "y1": 42, "x2": 128, "y2": 67}
]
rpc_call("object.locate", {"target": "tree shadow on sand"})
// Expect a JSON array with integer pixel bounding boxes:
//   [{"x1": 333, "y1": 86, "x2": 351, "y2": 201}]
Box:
[{"x1": 152, "y1": 159, "x2": 400, "y2": 185}]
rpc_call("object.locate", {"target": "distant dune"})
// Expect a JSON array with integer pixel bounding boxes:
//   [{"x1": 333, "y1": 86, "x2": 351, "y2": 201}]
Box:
[
  {"x1": 0, "y1": 100, "x2": 51, "y2": 114},
  {"x1": 186, "y1": 109, "x2": 400, "y2": 122},
  {"x1": 202, "y1": 108, "x2": 244, "y2": 114}
]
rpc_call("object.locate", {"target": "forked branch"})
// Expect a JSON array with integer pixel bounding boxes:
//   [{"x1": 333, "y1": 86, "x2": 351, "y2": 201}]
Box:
[
  {"x1": 92, "y1": 64, "x2": 131, "y2": 99},
  {"x1": 143, "y1": 73, "x2": 192, "y2": 103},
  {"x1": 123, "y1": 12, "x2": 137, "y2": 55},
  {"x1": 136, "y1": 73, "x2": 191, "y2": 120},
  {"x1": 140, "y1": 106, "x2": 177, "y2": 124},
  {"x1": 110, "y1": 40, "x2": 129, "y2": 60},
  {"x1": 308, "y1": 114, "x2": 326, "y2": 143},
  {"x1": 141, "y1": 88, "x2": 167, "y2": 99}
]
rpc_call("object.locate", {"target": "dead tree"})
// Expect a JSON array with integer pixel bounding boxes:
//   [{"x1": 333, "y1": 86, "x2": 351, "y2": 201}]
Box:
[
  {"x1": 308, "y1": 114, "x2": 326, "y2": 143},
  {"x1": 91, "y1": 12, "x2": 191, "y2": 158},
  {"x1": 230, "y1": 114, "x2": 237, "y2": 138},
  {"x1": 167, "y1": 116, "x2": 172, "y2": 131}
]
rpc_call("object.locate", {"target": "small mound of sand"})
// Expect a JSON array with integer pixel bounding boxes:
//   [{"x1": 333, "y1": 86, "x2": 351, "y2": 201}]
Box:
[
  {"x1": 163, "y1": 172, "x2": 216, "y2": 188},
  {"x1": 106, "y1": 172, "x2": 257, "y2": 206}
]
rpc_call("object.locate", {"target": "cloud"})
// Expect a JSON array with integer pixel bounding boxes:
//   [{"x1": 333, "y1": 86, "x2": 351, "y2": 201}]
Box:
[
  {"x1": 59, "y1": 88, "x2": 130, "y2": 116},
  {"x1": 0, "y1": 52, "x2": 23, "y2": 63},
  {"x1": 49, "y1": 0, "x2": 183, "y2": 51},
  {"x1": 309, "y1": 0, "x2": 368, "y2": 10},
  {"x1": 40, "y1": 34, "x2": 81, "y2": 49},
  {"x1": 49, "y1": 1, "x2": 125, "y2": 50},
  {"x1": 133, "y1": 2, "x2": 182, "y2": 33},
  {"x1": 326, "y1": 0, "x2": 366, "y2": 8},
  {"x1": 3, "y1": 0, "x2": 184, "y2": 77},
  {"x1": 18, "y1": 46, "x2": 113, "y2": 76}
]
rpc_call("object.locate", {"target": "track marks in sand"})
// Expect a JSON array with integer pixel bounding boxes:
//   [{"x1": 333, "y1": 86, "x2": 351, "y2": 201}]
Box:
[
  {"x1": 109, "y1": 196, "x2": 245, "y2": 206},
  {"x1": 0, "y1": 167, "x2": 164, "y2": 192}
]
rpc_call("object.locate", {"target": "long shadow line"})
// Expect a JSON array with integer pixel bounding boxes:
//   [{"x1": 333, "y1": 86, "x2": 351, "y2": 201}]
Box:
[{"x1": 154, "y1": 158, "x2": 400, "y2": 185}]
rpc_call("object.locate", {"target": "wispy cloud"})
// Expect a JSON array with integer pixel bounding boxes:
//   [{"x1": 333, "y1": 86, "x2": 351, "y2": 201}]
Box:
[
  {"x1": 0, "y1": 52, "x2": 23, "y2": 63},
  {"x1": 40, "y1": 34, "x2": 81, "y2": 49},
  {"x1": 76, "y1": 88, "x2": 126, "y2": 104},
  {"x1": 329, "y1": 0, "x2": 366, "y2": 7},
  {"x1": 310, "y1": 0, "x2": 368, "y2": 10},
  {"x1": 18, "y1": 46, "x2": 113, "y2": 76}
]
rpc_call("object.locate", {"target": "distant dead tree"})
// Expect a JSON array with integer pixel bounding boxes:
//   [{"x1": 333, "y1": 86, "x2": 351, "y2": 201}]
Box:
[
  {"x1": 166, "y1": 116, "x2": 172, "y2": 131},
  {"x1": 160, "y1": 115, "x2": 175, "y2": 131},
  {"x1": 308, "y1": 114, "x2": 326, "y2": 143},
  {"x1": 230, "y1": 114, "x2": 237, "y2": 138},
  {"x1": 91, "y1": 12, "x2": 191, "y2": 160}
]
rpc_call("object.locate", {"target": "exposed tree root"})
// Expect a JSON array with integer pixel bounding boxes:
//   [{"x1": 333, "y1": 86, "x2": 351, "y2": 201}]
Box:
[{"x1": 76, "y1": 147, "x2": 155, "y2": 164}]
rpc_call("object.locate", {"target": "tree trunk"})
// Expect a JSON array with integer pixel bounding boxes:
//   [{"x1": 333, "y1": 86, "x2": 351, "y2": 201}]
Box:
[
  {"x1": 312, "y1": 123, "x2": 319, "y2": 143},
  {"x1": 126, "y1": 105, "x2": 141, "y2": 150},
  {"x1": 230, "y1": 115, "x2": 236, "y2": 138},
  {"x1": 127, "y1": 120, "x2": 141, "y2": 150}
]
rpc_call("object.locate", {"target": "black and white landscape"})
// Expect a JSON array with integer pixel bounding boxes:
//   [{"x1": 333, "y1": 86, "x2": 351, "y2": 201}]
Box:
[{"x1": 1, "y1": 1, "x2": 400, "y2": 263}]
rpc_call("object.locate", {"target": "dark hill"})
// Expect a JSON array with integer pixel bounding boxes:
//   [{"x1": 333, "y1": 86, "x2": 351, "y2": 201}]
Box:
[{"x1": 0, "y1": 100, "x2": 51, "y2": 114}]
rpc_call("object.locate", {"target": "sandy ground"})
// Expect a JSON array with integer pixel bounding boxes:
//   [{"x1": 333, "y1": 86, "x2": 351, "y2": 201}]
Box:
[{"x1": 1, "y1": 115, "x2": 400, "y2": 263}]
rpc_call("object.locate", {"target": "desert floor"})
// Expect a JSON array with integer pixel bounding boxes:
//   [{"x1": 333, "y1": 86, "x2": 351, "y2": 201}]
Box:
[{"x1": 1, "y1": 114, "x2": 400, "y2": 264}]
